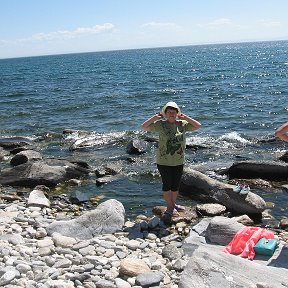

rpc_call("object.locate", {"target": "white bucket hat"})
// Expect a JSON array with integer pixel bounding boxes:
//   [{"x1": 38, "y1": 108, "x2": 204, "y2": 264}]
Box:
[{"x1": 162, "y1": 101, "x2": 181, "y2": 116}]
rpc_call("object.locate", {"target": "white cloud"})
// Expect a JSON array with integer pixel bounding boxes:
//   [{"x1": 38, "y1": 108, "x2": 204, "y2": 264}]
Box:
[
  {"x1": 31, "y1": 23, "x2": 115, "y2": 41},
  {"x1": 1, "y1": 23, "x2": 115, "y2": 44}
]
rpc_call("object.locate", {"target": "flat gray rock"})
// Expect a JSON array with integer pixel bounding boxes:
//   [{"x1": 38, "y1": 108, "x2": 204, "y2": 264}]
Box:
[
  {"x1": 46, "y1": 199, "x2": 125, "y2": 239},
  {"x1": 179, "y1": 244, "x2": 288, "y2": 288},
  {"x1": 0, "y1": 158, "x2": 90, "y2": 187},
  {"x1": 180, "y1": 216, "x2": 288, "y2": 288}
]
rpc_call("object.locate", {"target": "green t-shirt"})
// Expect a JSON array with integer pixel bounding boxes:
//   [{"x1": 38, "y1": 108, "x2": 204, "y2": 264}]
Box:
[{"x1": 149, "y1": 119, "x2": 195, "y2": 166}]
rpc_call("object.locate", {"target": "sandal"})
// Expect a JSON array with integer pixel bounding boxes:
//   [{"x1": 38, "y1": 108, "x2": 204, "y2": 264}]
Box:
[
  {"x1": 164, "y1": 210, "x2": 173, "y2": 216},
  {"x1": 174, "y1": 204, "x2": 185, "y2": 211},
  {"x1": 172, "y1": 209, "x2": 180, "y2": 216}
]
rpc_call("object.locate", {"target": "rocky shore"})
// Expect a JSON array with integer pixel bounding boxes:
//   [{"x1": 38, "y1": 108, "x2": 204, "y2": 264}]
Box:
[
  {"x1": 1, "y1": 135, "x2": 288, "y2": 287},
  {"x1": 0, "y1": 190, "x2": 193, "y2": 288},
  {"x1": 1, "y1": 186, "x2": 288, "y2": 288}
]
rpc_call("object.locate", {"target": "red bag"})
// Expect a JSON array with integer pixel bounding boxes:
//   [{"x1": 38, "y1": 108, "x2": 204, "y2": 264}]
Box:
[{"x1": 223, "y1": 226, "x2": 274, "y2": 260}]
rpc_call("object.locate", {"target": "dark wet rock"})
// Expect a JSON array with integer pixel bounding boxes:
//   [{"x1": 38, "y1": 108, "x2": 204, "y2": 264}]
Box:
[
  {"x1": 9, "y1": 147, "x2": 28, "y2": 155},
  {"x1": 46, "y1": 199, "x2": 125, "y2": 239},
  {"x1": 279, "y1": 151, "x2": 288, "y2": 163},
  {"x1": 95, "y1": 167, "x2": 107, "y2": 178},
  {"x1": 95, "y1": 164, "x2": 122, "y2": 178},
  {"x1": 186, "y1": 143, "x2": 208, "y2": 150},
  {"x1": 180, "y1": 168, "x2": 266, "y2": 214},
  {"x1": 96, "y1": 175, "x2": 124, "y2": 186},
  {"x1": 228, "y1": 160, "x2": 288, "y2": 181},
  {"x1": 70, "y1": 160, "x2": 90, "y2": 170},
  {"x1": 280, "y1": 218, "x2": 288, "y2": 229},
  {"x1": 282, "y1": 184, "x2": 288, "y2": 190},
  {"x1": 0, "y1": 158, "x2": 90, "y2": 188},
  {"x1": 69, "y1": 190, "x2": 89, "y2": 204},
  {"x1": 63, "y1": 129, "x2": 90, "y2": 137},
  {"x1": 104, "y1": 164, "x2": 123, "y2": 175},
  {"x1": 234, "y1": 154, "x2": 252, "y2": 160},
  {"x1": 10, "y1": 150, "x2": 42, "y2": 166},
  {"x1": 126, "y1": 139, "x2": 148, "y2": 155},
  {"x1": 143, "y1": 135, "x2": 158, "y2": 143},
  {"x1": 125, "y1": 157, "x2": 137, "y2": 163},
  {"x1": 0, "y1": 137, "x2": 32, "y2": 150}
]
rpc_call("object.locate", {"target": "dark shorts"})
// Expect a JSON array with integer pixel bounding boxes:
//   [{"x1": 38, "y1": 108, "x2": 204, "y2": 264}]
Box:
[{"x1": 157, "y1": 164, "x2": 184, "y2": 192}]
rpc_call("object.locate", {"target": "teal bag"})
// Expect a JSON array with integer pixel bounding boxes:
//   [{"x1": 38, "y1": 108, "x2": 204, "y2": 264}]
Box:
[{"x1": 254, "y1": 238, "x2": 278, "y2": 256}]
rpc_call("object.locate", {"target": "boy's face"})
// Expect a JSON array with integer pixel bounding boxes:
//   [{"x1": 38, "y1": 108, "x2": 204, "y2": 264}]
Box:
[{"x1": 165, "y1": 107, "x2": 178, "y2": 122}]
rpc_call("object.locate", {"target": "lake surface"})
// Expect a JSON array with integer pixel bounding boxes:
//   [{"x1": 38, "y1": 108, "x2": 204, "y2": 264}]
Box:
[{"x1": 1, "y1": 40, "x2": 287, "y2": 219}]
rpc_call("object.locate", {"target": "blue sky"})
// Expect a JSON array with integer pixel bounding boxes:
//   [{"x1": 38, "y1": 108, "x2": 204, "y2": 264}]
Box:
[{"x1": 1, "y1": 0, "x2": 288, "y2": 59}]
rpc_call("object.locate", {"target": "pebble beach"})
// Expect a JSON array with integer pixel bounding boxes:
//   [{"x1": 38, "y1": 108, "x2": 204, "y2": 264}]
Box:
[{"x1": 0, "y1": 192, "x2": 191, "y2": 288}]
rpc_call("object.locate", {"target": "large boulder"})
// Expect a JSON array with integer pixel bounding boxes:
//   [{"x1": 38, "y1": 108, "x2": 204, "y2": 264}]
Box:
[
  {"x1": 179, "y1": 244, "x2": 288, "y2": 288},
  {"x1": 204, "y1": 216, "x2": 245, "y2": 245},
  {"x1": 180, "y1": 168, "x2": 266, "y2": 214},
  {"x1": 0, "y1": 136, "x2": 32, "y2": 150},
  {"x1": 0, "y1": 158, "x2": 90, "y2": 188},
  {"x1": 10, "y1": 150, "x2": 42, "y2": 166},
  {"x1": 183, "y1": 217, "x2": 244, "y2": 250},
  {"x1": 46, "y1": 199, "x2": 125, "y2": 239},
  {"x1": 228, "y1": 160, "x2": 288, "y2": 181},
  {"x1": 180, "y1": 217, "x2": 288, "y2": 288}
]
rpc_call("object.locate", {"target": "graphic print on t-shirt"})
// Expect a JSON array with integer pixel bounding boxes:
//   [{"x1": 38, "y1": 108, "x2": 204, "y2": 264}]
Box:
[{"x1": 163, "y1": 122, "x2": 184, "y2": 157}]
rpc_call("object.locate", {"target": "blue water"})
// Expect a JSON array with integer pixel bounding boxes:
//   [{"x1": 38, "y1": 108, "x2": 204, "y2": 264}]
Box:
[{"x1": 1, "y1": 41, "x2": 288, "y2": 219}]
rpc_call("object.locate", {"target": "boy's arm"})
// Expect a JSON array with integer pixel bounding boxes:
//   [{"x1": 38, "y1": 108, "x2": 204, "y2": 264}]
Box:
[{"x1": 275, "y1": 122, "x2": 288, "y2": 142}]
